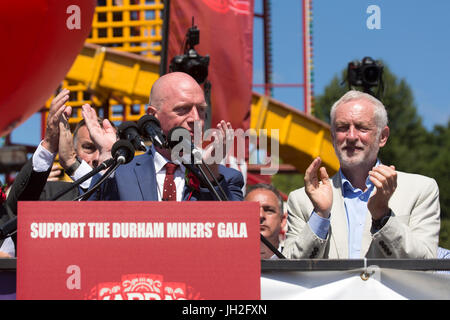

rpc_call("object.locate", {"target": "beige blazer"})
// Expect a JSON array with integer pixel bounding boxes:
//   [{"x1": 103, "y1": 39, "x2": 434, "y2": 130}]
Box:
[{"x1": 283, "y1": 171, "x2": 440, "y2": 259}]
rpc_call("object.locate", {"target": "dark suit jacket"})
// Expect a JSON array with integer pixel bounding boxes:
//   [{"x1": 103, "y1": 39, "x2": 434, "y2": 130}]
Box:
[
  {"x1": 0, "y1": 203, "x2": 12, "y2": 248},
  {"x1": 3, "y1": 152, "x2": 244, "y2": 246},
  {"x1": 3, "y1": 159, "x2": 81, "y2": 248},
  {"x1": 90, "y1": 150, "x2": 245, "y2": 201},
  {"x1": 7, "y1": 159, "x2": 79, "y2": 212}
]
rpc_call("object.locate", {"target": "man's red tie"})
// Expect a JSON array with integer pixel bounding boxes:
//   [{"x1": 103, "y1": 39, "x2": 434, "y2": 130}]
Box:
[{"x1": 162, "y1": 162, "x2": 178, "y2": 201}]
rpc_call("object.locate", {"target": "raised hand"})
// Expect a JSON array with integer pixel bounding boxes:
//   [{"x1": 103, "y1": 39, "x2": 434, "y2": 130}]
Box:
[
  {"x1": 47, "y1": 164, "x2": 63, "y2": 181},
  {"x1": 58, "y1": 106, "x2": 77, "y2": 171},
  {"x1": 201, "y1": 120, "x2": 233, "y2": 180},
  {"x1": 304, "y1": 157, "x2": 333, "y2": 218},
  {"x1": 0, "y1": 251, "x2": 11, "y2": 258},
  {"x1": 368, "y1": 164, "x2": 397, "y2": 220},
  {"x1": 42, "y1": 89, "x2": 71, "y2": 153},
  {"x1": 81, "y1": 104, "x2": 117, "y2": 163}
]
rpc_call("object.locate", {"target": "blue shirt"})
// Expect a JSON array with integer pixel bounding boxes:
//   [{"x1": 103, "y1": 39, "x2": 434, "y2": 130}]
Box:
[
  {"x1": 437, "y1": 247, "x2": 450, "y2": 274},
  {"x1": 340, "y1": 171, "x2": 374, "y2": 258},
  {"x1": 438, "y1": 247, "x2": 450, "y2": 259},
  {"x1": 308, "y1": 161, "x2": 379, "y2": 258}
]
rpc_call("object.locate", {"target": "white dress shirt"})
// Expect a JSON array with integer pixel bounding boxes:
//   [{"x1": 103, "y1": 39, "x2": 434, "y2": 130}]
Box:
[
  {"x1": 0, "y1": 237, "x2": 15, "y2": 257},
  {"x1": 32, "y1": 141, "x2": 93, "y2": 189},
  {"x1": 152, "y1": 148, "x2": 186, "y2": 201},
  {"x1": 34, "y1": 142, "x2": 187, "y2": 201}
]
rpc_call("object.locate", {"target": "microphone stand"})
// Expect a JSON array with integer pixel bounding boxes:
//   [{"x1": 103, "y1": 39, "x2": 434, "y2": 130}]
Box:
[
  {"x1": 50, "y1": 158, "x2": 115, "y2": 201},
  {"x1": 72, "y1": 159, "x2": 123, "y2": 201},
  {"x1": 187, "y1": 153, "x2": 284, "y2": 259},
  {"x1": 184, "y1": 146, "x2": 229, "y2": 201},
  {"x1": 200, "y1": 159, "x2": 228, "y2": 201},
  {"x1": 183, "y1": 162, "x2": 224, "y2": 201},
  {"x1": 260, "y1": 234, "x2": 286, "y2": 259},
  {"x1": 0, "y1": 160, "x2": 122, "y2": 239},
  {"x1": 170, "y1": 141, "x2": 225, "y2": 201},
  {"x1": 166, "y1": 130, "x2": 284, "y2": 258},
  {"x1": 195, "y1": 154, "x2": 285, "y2": 259}
]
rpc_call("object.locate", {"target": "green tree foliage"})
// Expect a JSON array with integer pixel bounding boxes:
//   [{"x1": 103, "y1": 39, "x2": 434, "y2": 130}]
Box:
[
  {"x1": 312, "y1": 63, "x2": 449, "y2": 246},
  {"x1": 271, "y1": 172, "x2": 303, "y2": 197},
  {"x1": 439, "y1": 217, "x2": 450, "y2": 249},
  {"x1": 426, "y1": 122, "x2": 450, "y2": 248}
]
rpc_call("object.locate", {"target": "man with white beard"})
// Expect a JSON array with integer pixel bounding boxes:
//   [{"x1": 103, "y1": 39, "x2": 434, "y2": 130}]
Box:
[{"x1": 283, "y1": 90, "x2": 440, "y2": 259}]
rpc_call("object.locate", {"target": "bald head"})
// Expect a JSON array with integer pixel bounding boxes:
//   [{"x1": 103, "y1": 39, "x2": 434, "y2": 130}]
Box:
[
  {"x1": 147, "y1": 72, "x2": 208, "y2": 142},
  {"x1": 149, "y1": 72, "x2": 202, "y2": 110}
]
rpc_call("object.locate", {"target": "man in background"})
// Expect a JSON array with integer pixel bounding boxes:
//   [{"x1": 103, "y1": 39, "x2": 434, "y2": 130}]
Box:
[{"x1": 245, "y1": 183, "x2": 286, "y2": 259}]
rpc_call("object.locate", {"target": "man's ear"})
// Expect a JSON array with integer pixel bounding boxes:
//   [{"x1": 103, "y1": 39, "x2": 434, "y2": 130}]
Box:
[
  {"x1": 147, "y1": 105, "x2": 158, "y2": 116},
  {"x1": 379, "y1": 126, "x2": 389, "y2": 147},
  {"x1": 281, "y1": 212, "x2": 287, "y2": 230}
]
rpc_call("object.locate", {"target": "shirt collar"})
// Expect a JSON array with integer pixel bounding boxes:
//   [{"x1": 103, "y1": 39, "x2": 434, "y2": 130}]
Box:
[
  {"x1": 151, "y1": 145, "x2": 186, "y2": 175},
  {"x1": 340, "y1": 159, "x2": 380, "y2": 194}
]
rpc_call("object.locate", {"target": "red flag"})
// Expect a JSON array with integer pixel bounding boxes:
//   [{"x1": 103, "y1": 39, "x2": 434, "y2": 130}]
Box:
[{"x1": 167, "y1": 0, "x2": 254, "y2": 131}]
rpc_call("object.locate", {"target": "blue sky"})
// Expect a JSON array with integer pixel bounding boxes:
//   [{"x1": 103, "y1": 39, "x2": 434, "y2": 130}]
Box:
[
  {"x1": 9, "y1": 0, "x2": 450, "y2": 149},
  {"x1": 253, "y1": 0, "x2": 450, "y2": 130}
]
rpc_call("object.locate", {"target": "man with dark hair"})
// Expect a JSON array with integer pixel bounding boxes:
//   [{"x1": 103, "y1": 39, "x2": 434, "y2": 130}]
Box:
[
  {"x1": 4, "y1": 89, "x2": 117, "y2": 256},
  {"x1": 8, "y1": 89, "x2": 115, "y2": 208},
  {"x1": 245, "y1": 183, "x2": 286, "y2": 259}
]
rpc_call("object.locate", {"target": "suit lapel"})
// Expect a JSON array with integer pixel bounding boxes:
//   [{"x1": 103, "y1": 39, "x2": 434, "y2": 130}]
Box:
[
  {"x1": 330, "y1": 173, "x2": 349, "y2": 259},
  {"x1": 131, "y1": 150, "x2": 197, "y2": 201},
  {"x1": 134, "y1": 152, "x2": 158, "y2": 201}
]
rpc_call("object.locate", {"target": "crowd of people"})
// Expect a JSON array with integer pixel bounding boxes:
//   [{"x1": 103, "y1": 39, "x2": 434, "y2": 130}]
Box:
[{"x1": 0, "y1": 71, "x2": 448, "y2": 264}]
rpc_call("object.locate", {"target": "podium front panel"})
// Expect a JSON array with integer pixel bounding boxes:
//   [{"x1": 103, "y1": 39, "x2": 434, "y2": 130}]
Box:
[{"x1": 17, "y1": 201, "x2": 260, "y2": 300}]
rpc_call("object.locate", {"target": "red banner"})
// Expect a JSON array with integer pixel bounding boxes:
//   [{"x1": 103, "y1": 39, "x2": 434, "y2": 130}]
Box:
[
  {"x1": 17, "y1": 201, "x2": 260, "y2": 300},
  {"x1": 167, "y1": 0, "x2": 254, "y2": 130}
]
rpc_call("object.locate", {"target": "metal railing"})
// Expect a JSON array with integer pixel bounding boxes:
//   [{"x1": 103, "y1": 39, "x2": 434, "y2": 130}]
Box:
[
  {"x1": 88, "y1": 0, "x2": 164, "y2": 59},
  {"x1": 2, "y1": 258, "x2": 450, "y2": 272},
  {"x1": 261, "y1": 259, "x2": 450, "y2": 271}
]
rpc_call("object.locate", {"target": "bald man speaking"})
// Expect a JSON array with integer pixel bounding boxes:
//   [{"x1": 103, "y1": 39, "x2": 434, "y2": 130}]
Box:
[{"x1": 83, "y1": 72, "x2": 244, "y2": 201}]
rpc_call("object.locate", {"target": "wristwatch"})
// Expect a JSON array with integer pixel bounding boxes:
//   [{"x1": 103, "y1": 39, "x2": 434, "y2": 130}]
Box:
[
  {"x1": 371, "y1": 211, "x2": 391, "y2": 231},
  {"x1": 65, "y1": 159, "x2": 81, "y2": 176}
]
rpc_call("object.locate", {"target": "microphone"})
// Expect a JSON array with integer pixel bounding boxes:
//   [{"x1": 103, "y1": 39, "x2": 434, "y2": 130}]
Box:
[
  {"x1": 167, "y1": 127, "x2": 228, "y2": 201},
  {"x1": 0, "y1": 217, "x2": 16, "y2": 240},
  {"x1": 137, "y1": 115, "x2": 167, "y2": 149},
  {"x1": 118, "y1": 121, "x2": 147, "y2": 152},
  {"x1": 167, "y1": 126, "x2": 201, "y2": 164},
  {"x1": 167, "y1": 126, "x2": 191, "y2": 149},
  {"x1": 111, "y1": 139, "x2": 135, "y2": 164},
  {"x1": 166, "y1": 128, "x2": 282, "y2": 256},
  {"x1": 50, "y1": 157, "x2": 116, "y2": 201}
]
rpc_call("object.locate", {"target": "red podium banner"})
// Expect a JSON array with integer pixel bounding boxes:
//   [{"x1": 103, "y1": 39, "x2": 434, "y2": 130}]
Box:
[{"x1": 17, "y1": 201, "x2": 260, "y2": 300}]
